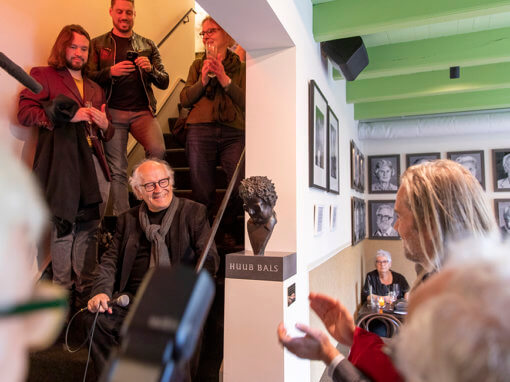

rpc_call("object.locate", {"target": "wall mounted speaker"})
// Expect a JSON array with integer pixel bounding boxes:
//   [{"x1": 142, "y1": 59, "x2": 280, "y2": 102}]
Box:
[{"x1": 321, "y1": 37, "x2": 369, "y2": 81}]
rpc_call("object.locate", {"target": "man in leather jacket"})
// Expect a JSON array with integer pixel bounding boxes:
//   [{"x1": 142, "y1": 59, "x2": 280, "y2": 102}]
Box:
[{"x1": 89, "y1": 0, "x2": 169, "y2": 216}]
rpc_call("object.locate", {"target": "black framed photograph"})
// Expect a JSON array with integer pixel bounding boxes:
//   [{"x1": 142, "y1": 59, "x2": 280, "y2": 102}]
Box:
[
  {"x1": 309, "y1": 80, "x2": 328, "y2": 190},
  {"x1": 368, "y1": 154, "x2": 400, "y2": 194},
  {"x1": 495, "y1": 199, "x2": 510, "y2": 236},
  {"x1": 492, "y1": 149, "x2": 510, "y2": 191},
  {"x1": 447, "y1": 150, "x2": 485, "y2": 189},
  {"x1": 327, "y1": 106, "x2": 340, "y2": 194},
  {"x1": 406, "y1": 152, "x2": 441, "y2": 168},
  {"x1": 351, "y1": 197, "x2": 366, "y2": 246},
  {"x1": 368, "y1": 200, "x2": 400, "y2": 239},
  {"x1": 350, "y1": 141, "x2": 364, "y2": 192}
]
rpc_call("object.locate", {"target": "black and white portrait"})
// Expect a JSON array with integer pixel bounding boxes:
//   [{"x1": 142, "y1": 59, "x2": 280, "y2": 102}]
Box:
[
  {"x1": 351, "y1": 197, "x2": 366, "y2": 245},
  {"x1": 406, "y1": 152, "x2": 440, "y2": 168},
  {"x1": 327, "y1": 107, "x2": 339, "y2": 194},
  {"x1": 495, "y1": 199, "x2": 510, "y2": 236},
  {"x1": 309, "y1": 80, "x2": 328, "y2": 190},
  {"x1": 369, "y1": 200, "x2": 400, "y2": 240},
  {"x1": 447, "y1": 150, "x2": 485, "y2": 189},
  {"x1": 493, "y1": 149, "x2": 510, "y2": 191},
  {"x1": 368, "y1": 155, "x2": 400, "y2": 194},
  {"x1": 350, "y1": 141, "x2": 364, "y2": 192}
]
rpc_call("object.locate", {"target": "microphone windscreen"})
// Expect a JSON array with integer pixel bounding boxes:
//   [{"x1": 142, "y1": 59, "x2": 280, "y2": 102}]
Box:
[{"x1": 117, "y1": 295, "x2": 130, "y2": 307}]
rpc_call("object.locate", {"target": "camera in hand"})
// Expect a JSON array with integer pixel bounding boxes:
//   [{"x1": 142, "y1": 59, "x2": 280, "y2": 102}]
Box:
[{"x1": 126, "y1": 50, "x2": 139, "y2": 62}]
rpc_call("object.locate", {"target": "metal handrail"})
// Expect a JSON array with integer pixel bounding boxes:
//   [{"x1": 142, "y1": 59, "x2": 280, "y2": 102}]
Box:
[
  {"x1": 157, "y1": 8, "x2": 196, "y2": 48},
  {"x1": 196, "y1": 149, "x2": 245, "y2": 273}
]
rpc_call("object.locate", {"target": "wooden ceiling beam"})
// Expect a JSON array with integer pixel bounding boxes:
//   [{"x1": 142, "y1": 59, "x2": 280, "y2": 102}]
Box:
[
  {"x1": 313, "y1": 0, "x2": 510, "y2": 42},
  {"x1": 354, "y1": 88, "x2": 510, "y2": 120},
  {"x1": 347, "y1": 62, "x2": 510, "y2": 103}
]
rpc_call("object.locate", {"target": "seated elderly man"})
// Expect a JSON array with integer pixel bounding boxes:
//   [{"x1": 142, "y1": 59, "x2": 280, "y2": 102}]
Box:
[{"x1": 85, "y1": 158, "x2": 219, "y2": 377}]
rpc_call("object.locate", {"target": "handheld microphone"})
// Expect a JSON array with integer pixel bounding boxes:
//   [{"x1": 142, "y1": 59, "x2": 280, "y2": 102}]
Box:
[
  {"x1": 108, "y1": 295, "x2": 130, "y2": 308},
  {"x1": 0, "y1": 52, "x2": 43, "y2": 94}
]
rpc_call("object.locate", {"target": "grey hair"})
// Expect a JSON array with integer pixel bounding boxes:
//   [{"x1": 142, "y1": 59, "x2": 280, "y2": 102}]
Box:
[
  {"x1": 0, "y1": 145, "x2": 47, "y2": 303},
  {"x1": 376, "y1": 204, "x2": 394, "y2": 216},
  {"x1": 128, "y1": 158, "x2": 174, "y2": 199},
  {"x1": 376, "y1": 249, "x2": 392, "y2": 263},
  {"x1": 394, "y1": 234, "x2": 510, "y2": 382},
  {"x1": 401, "y1": 159, "x2": 496, "y2": 272},
  {"x1": 455, "y1": 155, "x2": 476, "y2": 166},
  {"x1": 375, "y1": 159, "x2": 395, "y2": 176}
]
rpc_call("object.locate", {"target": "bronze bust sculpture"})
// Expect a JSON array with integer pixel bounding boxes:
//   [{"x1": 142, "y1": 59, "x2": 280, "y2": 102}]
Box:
[{"x1": 239, "y1": 176, "x2": 277, "y2": 255}]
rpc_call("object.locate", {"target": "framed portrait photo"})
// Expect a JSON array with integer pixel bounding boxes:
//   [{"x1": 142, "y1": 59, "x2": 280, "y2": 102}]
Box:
[
  {"x1": 406, "y1": 152, "x2": 440, "y2": 168},
  {"x1": 495, "y1": 199, "x2": 510, "y2": 236},
  {"x1": 327, "y1": 106, "x2": 340, "y2": 194},
  {"x1": 368, "y1": 154, "x2": 400, "y2": 194},
  {"x1": 351, "y1": 197, "x2": 366, "y2": 246},
  {"x1": 447, "y1": 150, "x2": 485, "y2": 189},
  {"x1": 368, "y1": 200, "x2": 400, "y2": 240},
  {"x1": 309, "y1": 80, "x2": 328, "y2": 190},
  {"x1": 350, "y1": 141, "x2": 364, "y2": 192},
  {"x1": 492, "y1": 149, "x2": 510, "y2": 191}
]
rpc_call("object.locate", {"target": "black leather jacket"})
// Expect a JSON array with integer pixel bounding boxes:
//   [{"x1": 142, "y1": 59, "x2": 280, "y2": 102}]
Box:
[{"x1": 88, "y1": 30, "x2": 169, "y2": 115}]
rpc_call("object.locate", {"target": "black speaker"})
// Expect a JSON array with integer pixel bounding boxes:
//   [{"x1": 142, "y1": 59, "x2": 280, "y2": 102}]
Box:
[{"x1": 321, "y1": 37, "x2": 369, "y2": 81}]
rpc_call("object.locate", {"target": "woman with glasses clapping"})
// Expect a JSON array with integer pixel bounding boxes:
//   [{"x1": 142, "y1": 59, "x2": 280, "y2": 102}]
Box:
[
  {"x1": 180, "y1": 16, "x2": 245, "y2": 229},
  {"x1": 362, "y1": 249, "x2": 410, "y2": 303}
]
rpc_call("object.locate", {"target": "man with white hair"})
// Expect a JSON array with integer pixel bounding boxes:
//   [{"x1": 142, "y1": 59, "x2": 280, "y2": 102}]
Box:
[
  {"x1": 393, "y1": 236, "x2": 510, "y2": 382},
  {"x1": 85, "y1": 158, "x2": 219, "y2": 376},
  {"x1": 497, "y1": 153, "x2": 510, "y2": 189},
  {"x1": 0, "y1": 145, "x2": 67, "y2": 382}
]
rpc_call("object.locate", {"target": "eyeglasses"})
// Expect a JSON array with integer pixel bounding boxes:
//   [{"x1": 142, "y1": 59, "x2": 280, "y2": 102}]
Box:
[
  {"x1": 376, "y1": 214, "x2": 393, "y2": 221},
  {"x1": 0, "y1": 297, "x2": 68, "y2": 318},
  {"x1": 376, "y1": 260, "x2": 389, "y2": 265},
  {"x1": 142, "y1": 177, "x2": 170, "y2": 192},
  {"x1": 199, "y1": 28, "x2": 220, "y2": 37}
]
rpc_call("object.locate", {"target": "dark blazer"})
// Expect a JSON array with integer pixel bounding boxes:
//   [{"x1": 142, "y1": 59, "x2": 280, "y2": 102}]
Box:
[{"x1": 91, "y1": 198, "x2": 220, "y2": 298}]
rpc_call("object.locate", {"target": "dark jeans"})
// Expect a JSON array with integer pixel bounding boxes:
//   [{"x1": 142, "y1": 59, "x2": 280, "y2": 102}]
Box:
[
  {"x1": 105, "y1": 108, "x2": 165, "y2": 216},
  {"x1": 185, "y1": 124, "x2": 245, "y2": 218}
]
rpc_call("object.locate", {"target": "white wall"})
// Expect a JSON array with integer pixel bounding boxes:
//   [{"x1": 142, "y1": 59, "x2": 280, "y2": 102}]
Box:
[{"x1": 0, "y1": 0, "x2": 194, "y2": 160}]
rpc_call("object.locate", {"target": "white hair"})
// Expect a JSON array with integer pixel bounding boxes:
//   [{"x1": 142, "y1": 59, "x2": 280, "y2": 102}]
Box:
[
  {"x1": 394, "y1": 234, "x2": 510, "y2": 382},
  {"x1": 128, "y1": 158, "x2": 175, "y2": 199},
  {"x1": 376, "y1": 249, "x2": 392, "y2": 263}
]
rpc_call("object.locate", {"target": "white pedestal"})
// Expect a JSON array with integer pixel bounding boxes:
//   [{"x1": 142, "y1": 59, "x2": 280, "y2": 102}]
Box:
[{"x1": 223, "y1": 251, "x2": 297, "y2": 382}]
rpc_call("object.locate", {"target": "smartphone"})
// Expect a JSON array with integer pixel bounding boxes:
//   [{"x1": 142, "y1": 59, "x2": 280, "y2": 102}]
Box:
[{"x1": 126, "y1": 50, "x2": 139, "y2": 62}]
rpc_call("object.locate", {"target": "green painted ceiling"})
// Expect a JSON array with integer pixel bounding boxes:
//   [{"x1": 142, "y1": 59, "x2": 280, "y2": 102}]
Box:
[{"x1": 312, "y1": 0, "x2": 510, "y2": 120}]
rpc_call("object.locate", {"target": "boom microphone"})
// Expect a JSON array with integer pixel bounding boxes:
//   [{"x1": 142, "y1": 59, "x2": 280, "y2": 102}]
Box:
[
  {"x1": 0, "y1": 52, "x2": 43, "y2": 94},
  {"x1": 108, "y1": 295, "x2": 130, "y2": 308}
]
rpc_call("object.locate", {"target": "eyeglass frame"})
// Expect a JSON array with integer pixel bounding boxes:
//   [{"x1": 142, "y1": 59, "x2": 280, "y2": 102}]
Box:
[
  {"x1": 141, "y1": 177, "x2": 170, "y2": 192},
  {"x1": 376, "y1": 260, "x2": 390, "y2": 265},
  {"x1": 199, "y1": 28, "x2": 220, "y2": 37},
  {"x1": 376, "y1": 213, "x2": 394, "y2": 221},
  {"x1": 0, "y1": 297, "x2": 68, "y2": 318}
]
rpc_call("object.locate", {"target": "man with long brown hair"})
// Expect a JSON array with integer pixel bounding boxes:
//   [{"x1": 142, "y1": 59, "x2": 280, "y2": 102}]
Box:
[{"x1": 17, "y1": 24, "x2": 114, "y2": 309}]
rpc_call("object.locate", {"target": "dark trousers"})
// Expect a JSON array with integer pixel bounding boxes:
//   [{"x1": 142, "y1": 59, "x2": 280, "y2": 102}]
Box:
[{"x1": 185, "y1": 124, "x2": 245, "y2": 219}]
